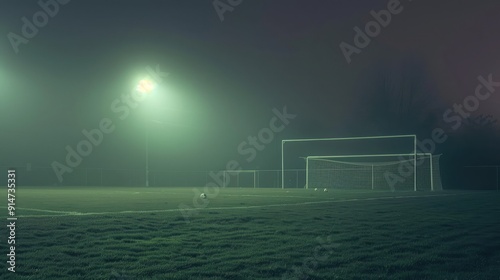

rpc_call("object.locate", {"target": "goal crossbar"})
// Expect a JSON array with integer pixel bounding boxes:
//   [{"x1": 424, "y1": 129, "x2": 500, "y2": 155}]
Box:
[
  {"x1": 307, "y1": 153, "x2": 423, "y2": 160},
  {"x1": 282, "y1": 134, "x2": 416, "y2": 143}
]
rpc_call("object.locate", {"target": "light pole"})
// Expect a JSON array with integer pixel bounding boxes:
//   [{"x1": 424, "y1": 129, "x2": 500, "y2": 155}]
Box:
[
  {"x1": 146, "y1": 121, "x2": 149, "y2": 187},
  {"x1": 136, "y1": 78, "x2": 157, "y2": 187},
  {"x1": 135, "y1": 77, "x2": 185, "y2": 187},
  {"x1": 146, "y1": 119, "x2": 163, "y2": 187}
]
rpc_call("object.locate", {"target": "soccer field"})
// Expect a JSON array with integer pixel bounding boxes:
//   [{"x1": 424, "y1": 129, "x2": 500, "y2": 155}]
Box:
[{"x1": 1, "y1": 187, "x2": 499, "y2": 279}]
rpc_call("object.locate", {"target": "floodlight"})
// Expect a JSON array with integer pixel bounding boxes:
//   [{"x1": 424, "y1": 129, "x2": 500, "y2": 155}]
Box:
[{"x1": 136, "y1": 78, "x2": 155, "y2": 94}]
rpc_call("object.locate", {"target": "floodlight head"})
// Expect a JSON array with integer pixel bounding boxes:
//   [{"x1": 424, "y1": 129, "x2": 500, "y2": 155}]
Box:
[{"x1": 136, "y1": 78, "x2": 156, "y2": 94}]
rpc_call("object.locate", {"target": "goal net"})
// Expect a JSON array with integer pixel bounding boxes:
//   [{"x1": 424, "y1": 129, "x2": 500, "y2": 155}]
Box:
[
  {"x1": 306, "y1": 153, "x2": 442, "y2": 191},
  {"x1": 223, "y1": 170, "x2": 258, "y2": 188}
]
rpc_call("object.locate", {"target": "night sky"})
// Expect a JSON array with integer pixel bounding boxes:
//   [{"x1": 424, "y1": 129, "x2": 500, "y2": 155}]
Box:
[{"x1": 1, "y1": 0, "x2": 499, "y2": 183}]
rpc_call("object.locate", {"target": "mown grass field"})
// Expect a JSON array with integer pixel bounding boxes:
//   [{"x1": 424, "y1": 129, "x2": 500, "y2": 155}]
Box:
[{"x1": 1, "y1": 187, "x2": 499, "y2": 279}]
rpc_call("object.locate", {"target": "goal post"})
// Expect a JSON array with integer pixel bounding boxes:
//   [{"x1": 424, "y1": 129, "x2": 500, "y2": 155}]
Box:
[
  {"x1": 305, "y1": 153, "x2": 442, "y2": 191},
  {"x1": 223, "y1": 170, "x2": 258, "y2": 188},
  {"x1": 282, "y1": 134, "x2": 417, "y2": 189}
]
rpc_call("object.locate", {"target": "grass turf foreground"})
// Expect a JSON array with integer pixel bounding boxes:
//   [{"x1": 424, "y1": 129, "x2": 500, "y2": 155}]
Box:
[{"x1": 0, "y1": 187, "x2": 499, "y2": 279}]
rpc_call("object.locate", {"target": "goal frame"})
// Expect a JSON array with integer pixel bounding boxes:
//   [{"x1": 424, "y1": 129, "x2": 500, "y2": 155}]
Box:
[
  {"x1": 305, "y1": 152, "x2": 435, "y2": 191},
  {"x1": 223, "y1": 170, "x2": 258, "y2": 188},
  {"x1": 281, "y1": 135, "x2": 417, "y2": 190}
]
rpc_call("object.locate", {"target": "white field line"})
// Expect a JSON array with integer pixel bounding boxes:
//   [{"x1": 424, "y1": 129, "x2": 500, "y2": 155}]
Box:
[
  {"x1": 221, "y1": 194, "x2": 317, "y2": 198},
  {"x1": 219, "y1": 190, "x2": 415, "y2": 198},
  {"x1": 111, "y1": 191, "x2": 189, "y2": 195},
  {"x1": 113, "y1": 192, "x2": 311, "y2": 198},
  {"x1": 5, "y1": 207, "x2": 80, "y2": 214},
  {"x1": 0, "y1": 192, "x2": 466, "y2": 218}
]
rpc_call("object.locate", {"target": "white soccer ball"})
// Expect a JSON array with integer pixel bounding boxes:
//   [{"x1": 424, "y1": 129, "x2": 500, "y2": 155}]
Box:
[
  {"x1": 323, "y1": 188, "x2": 328, "y2": 192},
  {"x1": 200, "y1": 193, "x2": 207, "y2": 199},
  {"x1": 314, "y1": 188, "x2": 318, "y2": 191}
]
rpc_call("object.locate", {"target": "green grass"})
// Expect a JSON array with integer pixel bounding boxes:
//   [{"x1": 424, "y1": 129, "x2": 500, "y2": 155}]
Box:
[{"x1": 1, "y1": 187, "x2": 499, "y2": 279}]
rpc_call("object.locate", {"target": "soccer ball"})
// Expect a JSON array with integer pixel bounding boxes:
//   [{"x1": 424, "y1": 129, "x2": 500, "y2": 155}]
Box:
[
  {"x1": 314, "y1": 188, "x2": 318, "y2": 191},
  {"x1": 323, "y1": 188, "x2": 328, "y2": 192},
  {"x1": 200, "y1": 193, "x2": 207, "y2": 199}
]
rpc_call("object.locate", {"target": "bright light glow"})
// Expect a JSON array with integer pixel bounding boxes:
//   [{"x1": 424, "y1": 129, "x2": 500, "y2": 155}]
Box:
[{"x1": 136, "y1": 79, "x2": 155, "y2": 94}]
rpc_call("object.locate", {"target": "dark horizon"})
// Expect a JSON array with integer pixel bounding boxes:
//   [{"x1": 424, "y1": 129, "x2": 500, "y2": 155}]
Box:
[{"x1": 1, "y1": 0, "x2": 499, "y2": 189}]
